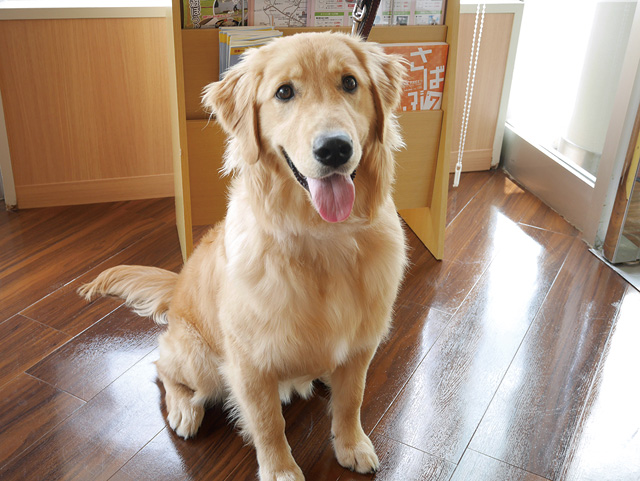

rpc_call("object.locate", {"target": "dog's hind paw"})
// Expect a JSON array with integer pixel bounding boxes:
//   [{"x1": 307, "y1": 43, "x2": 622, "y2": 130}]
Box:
[{"x1": 334, "y1": 434, "x2": 380, "y2": 474}]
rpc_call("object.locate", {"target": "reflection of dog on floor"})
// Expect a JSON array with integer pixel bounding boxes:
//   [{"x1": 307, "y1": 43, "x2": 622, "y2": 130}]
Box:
[{"x1": 80, "y1": 32, "x2": 408, "y2": 480}]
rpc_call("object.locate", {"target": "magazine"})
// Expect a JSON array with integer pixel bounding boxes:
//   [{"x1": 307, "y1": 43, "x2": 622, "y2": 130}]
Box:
[
  {"x1": 184, "y1": 0, "x2": 445, "y2": 27},
  {"x1": 382, "y1": 42, "x2": 448, "y2": 111},
  {"x1": 250, "y1": 0, "x2": 308, "y2": 26},
  {"x1": 183, "y1": 0, "x2": 248, "y2": 28},
  {"x1": 218, "y1": 27, "x2": 283, "y2": 78}
]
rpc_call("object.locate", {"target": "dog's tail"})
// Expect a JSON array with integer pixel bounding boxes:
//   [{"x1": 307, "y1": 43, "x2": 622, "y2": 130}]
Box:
[{"x1": 78, "y1": 266, "x2": 178, "y2": 325}]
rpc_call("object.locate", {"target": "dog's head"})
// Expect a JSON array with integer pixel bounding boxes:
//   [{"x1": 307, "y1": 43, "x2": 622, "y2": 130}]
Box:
[{"x1": 203, "y1": 32, "x2": 405, "y2": 224}]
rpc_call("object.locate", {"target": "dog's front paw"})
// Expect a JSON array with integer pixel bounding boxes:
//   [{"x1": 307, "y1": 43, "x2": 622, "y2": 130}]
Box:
[
  {"x1": 166, "y1": 394, "x2": 205, "y2": 439},
  {"x1": 333, "y1": 433, "x2": 379, "y2": 474},
  {"x1": 258, "y1": 464, "x2": 305, "y2": 481}
]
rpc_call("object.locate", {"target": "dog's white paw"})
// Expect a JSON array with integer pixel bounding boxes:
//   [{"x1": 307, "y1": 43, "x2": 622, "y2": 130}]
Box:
[
  {"x1": 259, "y1": 464, "x2": 305, "y2": 481},
  {"x1": 167, "y1": 400, "x2": 205, "y2": 439},
  {"x1": 334, "y1": 434, "x2": 379, "y2": 474}
]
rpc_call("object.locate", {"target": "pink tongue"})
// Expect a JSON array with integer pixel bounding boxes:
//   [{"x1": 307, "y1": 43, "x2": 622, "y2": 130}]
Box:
[{"x1": 307, "y1": 174, "x2": 355, "y2": 223}]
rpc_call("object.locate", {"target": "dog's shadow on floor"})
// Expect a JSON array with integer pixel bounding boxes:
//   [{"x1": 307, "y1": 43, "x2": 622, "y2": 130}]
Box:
[{"x1": 152, "y1": 378, "x2": 345, "y2": 478}]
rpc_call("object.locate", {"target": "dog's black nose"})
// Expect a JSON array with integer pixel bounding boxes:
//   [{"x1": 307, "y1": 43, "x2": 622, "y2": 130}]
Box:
[{"x1": 313, "y1": 133, "x2": 353, "y2": 168}]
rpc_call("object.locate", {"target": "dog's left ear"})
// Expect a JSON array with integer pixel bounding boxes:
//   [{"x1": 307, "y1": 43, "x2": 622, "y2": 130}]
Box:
[
  {"x1": 356, "y1": 42, "x2": 407, "y2": 143},
  {"x1": 202, "y1": 57, "x2": 261, "y2": 165}
]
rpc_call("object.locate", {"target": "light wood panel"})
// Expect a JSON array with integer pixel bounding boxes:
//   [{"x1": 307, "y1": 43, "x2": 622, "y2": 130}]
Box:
[
  {"x1": 15, "y1": 174, "x2": 174, "y2": 209},
  {"x1": 0, "y1": 18, "x2": 174, "y2": 208},
  {"x1": 450, "y1": 12, "x2": 514, "y2": 172},
  {"x1": 449, "y1": 148, "x2": 493, "y2": 172},
  {"x1": 168, "y1": 1, "x2": 194, "y2": 261},
  {"x1": 183, "y1": 29, "x2": 220, "y2": 120},
  {"x1": 625, "y1": 181, "x2": 640, "y2": 247},
  {"x1": 394, "y1": 110, "x2": 442, "y2": 210},
  {"x1": 187, "y1": 120, "x2": 230, "y2": 226}
]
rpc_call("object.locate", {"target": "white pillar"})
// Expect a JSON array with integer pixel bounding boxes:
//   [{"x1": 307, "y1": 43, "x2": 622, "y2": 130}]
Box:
[{"x1": 560, "y1": 0, "x2": 637, "y2": 175}]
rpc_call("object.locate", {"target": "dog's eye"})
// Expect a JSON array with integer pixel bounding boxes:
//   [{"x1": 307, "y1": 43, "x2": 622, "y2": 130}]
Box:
[
  {"x1": 275, "y1": 84, "x2": 294, "y2": 101},
  {"x1": 342, "y1": 75, "x2": 358, "y2": 92}
]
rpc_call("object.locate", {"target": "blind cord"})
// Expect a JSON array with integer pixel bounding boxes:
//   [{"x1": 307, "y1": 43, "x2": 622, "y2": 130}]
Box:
[{"x1": 454, "y1": 3, "x2": 485, "y2": 188}]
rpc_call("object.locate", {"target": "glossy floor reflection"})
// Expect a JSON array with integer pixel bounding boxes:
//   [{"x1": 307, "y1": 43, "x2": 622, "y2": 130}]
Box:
[{"x1": 0, "y1": 171, "x2": 638, "y2": 480}]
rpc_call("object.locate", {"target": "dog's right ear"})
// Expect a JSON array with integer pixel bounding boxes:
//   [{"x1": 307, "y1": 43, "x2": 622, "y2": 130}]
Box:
[
  {"x1": 202, "y1": 59, "x2": 261, "y2": 165},
  {"x1": 347, "y1": 38, "x2": 406, "y2": 145}
]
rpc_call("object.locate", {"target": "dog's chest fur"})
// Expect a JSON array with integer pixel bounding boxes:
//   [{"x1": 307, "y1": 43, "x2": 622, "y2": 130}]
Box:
[{"x1": 219, "y1": 209, "x2": 405, "y2": 377}]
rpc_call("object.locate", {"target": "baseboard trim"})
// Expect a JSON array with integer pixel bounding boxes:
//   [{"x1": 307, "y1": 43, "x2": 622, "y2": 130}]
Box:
[
  {"x1": 16, "y1": 174, "x2": 174, "y2": 209},
  {"x1": 450, "y1": 149, "x2": 493, "y2": 172}
]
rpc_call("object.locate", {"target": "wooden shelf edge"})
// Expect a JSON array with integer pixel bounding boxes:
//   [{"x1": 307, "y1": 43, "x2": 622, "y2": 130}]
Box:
[
  {"x1": 170, "y1": 0, "x2": 194, "y2": 261},
  {"x1": 399, "y1": 206, "x2": 443, "y2": 260}
]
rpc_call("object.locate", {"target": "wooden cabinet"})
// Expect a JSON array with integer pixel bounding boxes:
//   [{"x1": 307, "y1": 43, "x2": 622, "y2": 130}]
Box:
[
  {"x1": 0, "y1": 10, "x2": 175, "y2": 209},
  {"x1": 450, "y1": 2, "x2": 523, "y2": 172},
  {"x1": 168, "y1": 0, "x2": 460, "y2": 260}
]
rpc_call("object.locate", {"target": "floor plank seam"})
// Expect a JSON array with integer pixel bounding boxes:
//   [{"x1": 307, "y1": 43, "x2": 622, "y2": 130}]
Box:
[
  {"x1": 74, "y1": 341, "x2": 163, "y2": 403},
  {"x1": 17, "y1": 313, "x2": 70, "y2": 336},
  {"x1": 454, "y1": 240, "x2": 573, "y2": 477},
  {"x1": 222, "y1": 452, "x2": 265, "y2": 481},
  {"x1": 516, "y1": 222, "x2": 578, "y2": 239},
  {"x1": 401, "y1": 299, "x2": 451, "y2": 318},
  {"x1": 0, "y1": 323, "x2": 71, "y2": 392},
  {"x1": 553, "y1": 287, "x2": 629, "y2": 480},
  {"x1": 466, "y1": 448, "x2": 554, "y2": 481},
  {"x1": 367, "y1": 303, "x2": 459, "y2": 439},
  {"x1": 0, "y1": 380, "x2": 86, "y2": 473},
  {"x1": 4, "y1": 219, "x2": 164, "y2": 326},
  {"x1": 503, "y1": 169, "x2": 579, "y2": 237},
  {"x1": 22, "y1": 372, "x2": 87, "y2": 404},
  {"x1": 379, "y1": 432, "x2": 449, "y2": 460},
  {"x1": 67, "y1": 302, "x2": 125, "y2": 338},
  {"x1": 105, "y1": 426, "x2": 169, "y2": 481},
  {"x1": 446, "y1": 170, "x2": 496, "y2": 228},
  {"x1": 366, "y1": 253, "x2": 486, "y2": 452},
  {"x1": 19, "y1": 305, "x2": 129, "y2": 393},
  {"x1": 46, "y1": 301, "x2": 125, "y2": 340}
]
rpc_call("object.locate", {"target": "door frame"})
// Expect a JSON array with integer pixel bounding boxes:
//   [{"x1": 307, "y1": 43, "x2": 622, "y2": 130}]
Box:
[
  {"x1": 586, "y1": 4, "x2": 640, "y2": 249},
  {"x1": 502, "y1": 3, "x2": 640, "y2": 250}
]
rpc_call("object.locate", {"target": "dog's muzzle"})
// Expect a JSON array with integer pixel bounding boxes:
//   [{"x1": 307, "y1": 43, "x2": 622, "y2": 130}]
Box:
[
  {"x1": 281, "y1": 146, "x2": 356, "y2": 193},
  {"x1": 280, "y1": 145, "x2": 358, "y2": 223}
]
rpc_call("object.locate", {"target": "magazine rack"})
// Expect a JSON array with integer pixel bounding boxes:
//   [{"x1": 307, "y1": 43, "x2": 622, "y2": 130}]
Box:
[{"x1": 167, "y1": 0, "x2": 459, "y2": 260}]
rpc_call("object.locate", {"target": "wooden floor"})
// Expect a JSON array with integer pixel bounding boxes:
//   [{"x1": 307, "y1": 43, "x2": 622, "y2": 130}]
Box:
[{"x1": 1, "y1": 170, "x2": 638, "y2": 481}]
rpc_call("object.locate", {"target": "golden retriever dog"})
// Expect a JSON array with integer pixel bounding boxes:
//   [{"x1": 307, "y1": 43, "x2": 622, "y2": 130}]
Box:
[{"x1": 80, "y1": 32, "x2": 407, "y2": 480}]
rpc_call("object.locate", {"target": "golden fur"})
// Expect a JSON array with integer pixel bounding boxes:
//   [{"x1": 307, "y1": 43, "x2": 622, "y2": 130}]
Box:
[{"x1": 80, "y1": 32, "x2": 407, "y2": 481}]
